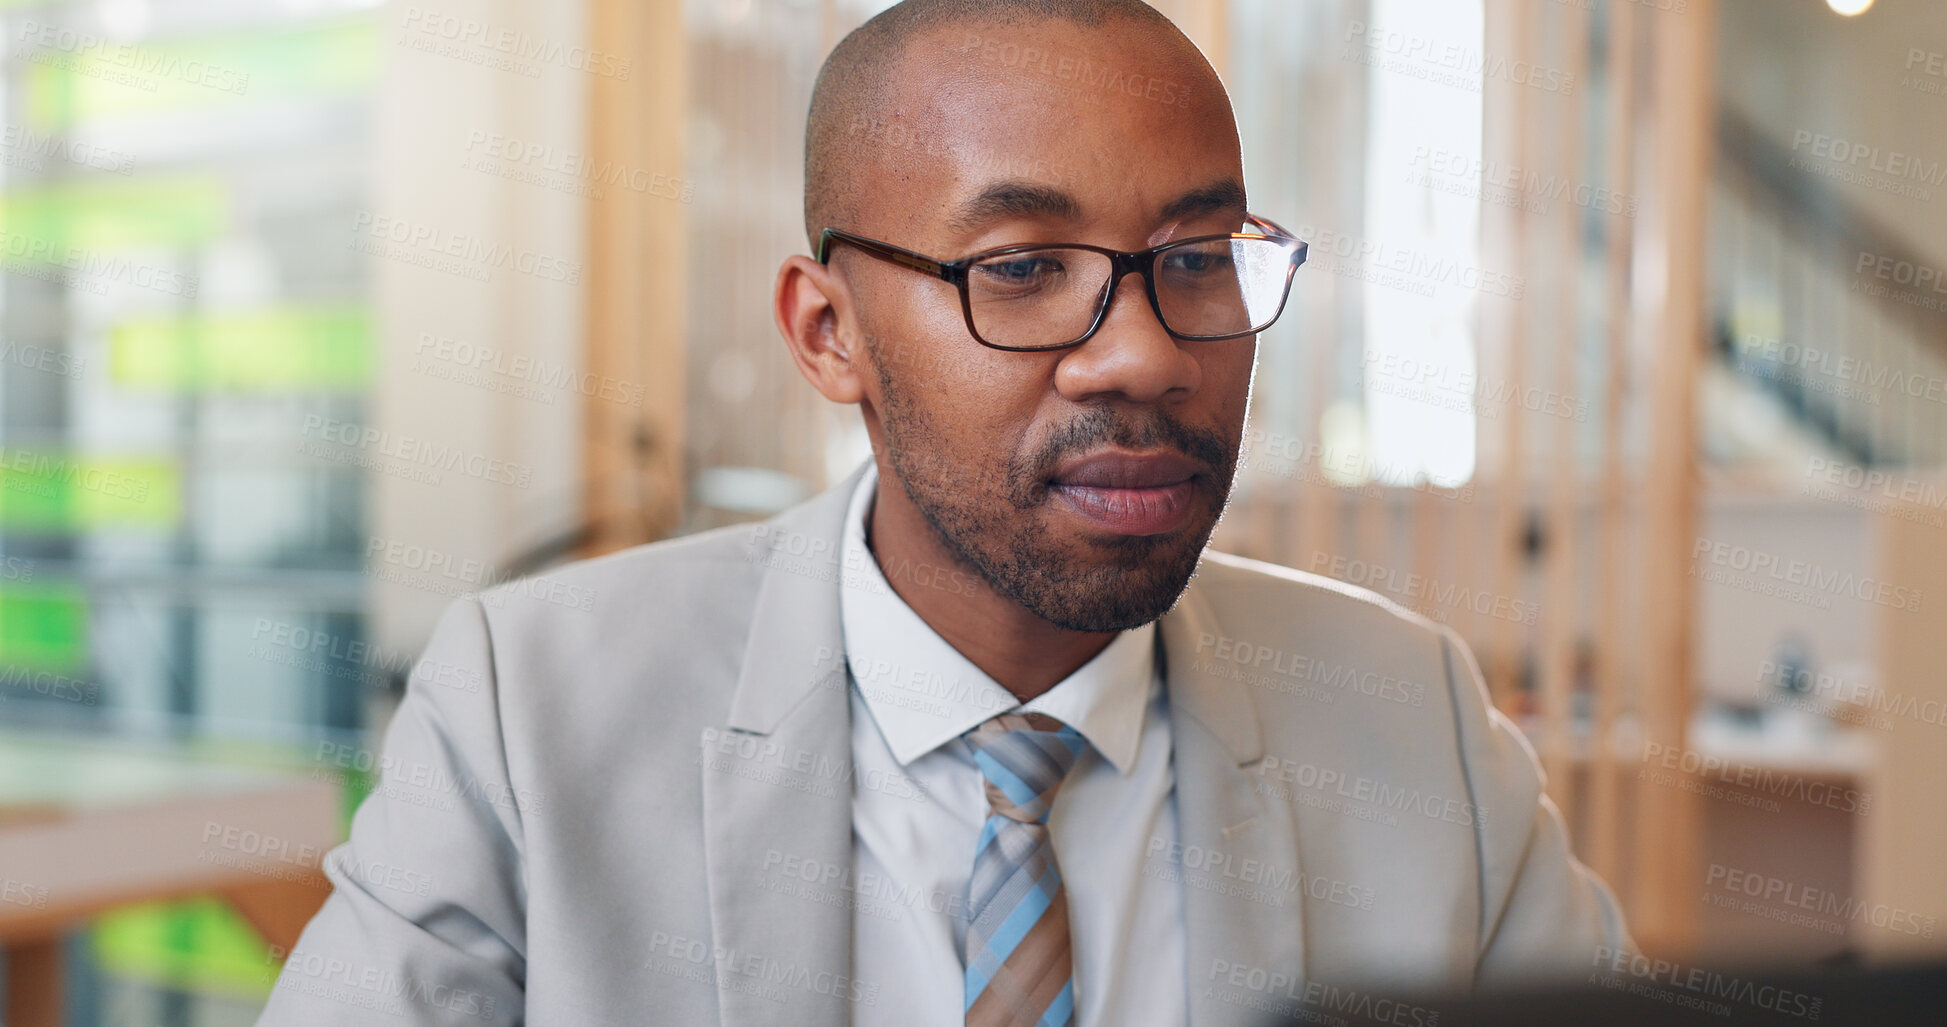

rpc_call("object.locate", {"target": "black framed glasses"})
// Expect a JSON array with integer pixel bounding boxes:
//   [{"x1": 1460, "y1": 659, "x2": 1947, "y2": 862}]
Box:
[{"x1": 816, "y1": 214, "x2": 1307, "y2": 352}]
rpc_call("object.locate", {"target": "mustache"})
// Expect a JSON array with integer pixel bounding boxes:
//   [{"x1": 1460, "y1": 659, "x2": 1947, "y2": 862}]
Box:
[{"x1": 1016, "y1": 406, "x2": 1233, "y2": 486}]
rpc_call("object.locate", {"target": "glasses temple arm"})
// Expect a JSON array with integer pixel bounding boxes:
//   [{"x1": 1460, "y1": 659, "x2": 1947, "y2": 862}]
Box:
[{"x1": 818, "y1": 228, "x2": 954, "y2": 280}]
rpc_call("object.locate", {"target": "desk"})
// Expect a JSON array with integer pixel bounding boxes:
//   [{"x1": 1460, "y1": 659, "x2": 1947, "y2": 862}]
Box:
[{"x1": 0, "y1": 730, "x2": 340, "y2": 1027}]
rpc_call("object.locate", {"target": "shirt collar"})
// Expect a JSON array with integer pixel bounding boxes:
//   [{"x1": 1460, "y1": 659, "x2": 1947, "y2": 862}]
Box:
[{"x1": 838, "y1": 462, "x2": 1156, "y2": 773}]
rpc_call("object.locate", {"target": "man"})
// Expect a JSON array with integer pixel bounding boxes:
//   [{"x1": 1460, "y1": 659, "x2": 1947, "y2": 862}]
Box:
[{"x1": 260, "y1": 1, "x2": 1628, "y2": 1024}]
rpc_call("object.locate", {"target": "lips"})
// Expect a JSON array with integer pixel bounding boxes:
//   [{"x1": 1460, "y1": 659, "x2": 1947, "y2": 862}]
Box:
[
  {"x1": 1048, "y1": 451, "x2": 1202, "y2": 490},
  {"x1": 1046, "y1": 450, "x2": 1204, "y2": 536}
]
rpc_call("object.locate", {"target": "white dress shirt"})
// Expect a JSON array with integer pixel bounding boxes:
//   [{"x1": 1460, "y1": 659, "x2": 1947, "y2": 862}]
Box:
[{"x1": 839, "y1": 463, "x2": 1188, "y2": 1027}]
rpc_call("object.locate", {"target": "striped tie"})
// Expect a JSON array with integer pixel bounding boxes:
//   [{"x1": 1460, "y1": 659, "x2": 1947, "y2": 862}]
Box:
[{"x1": 963, "y1": 710, "x2": 1087, "y2": 1027}]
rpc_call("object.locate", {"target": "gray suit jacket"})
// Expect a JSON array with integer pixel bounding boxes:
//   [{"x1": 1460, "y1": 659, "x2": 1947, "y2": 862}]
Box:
[{"x1": 258, "y1": 461, "x2": 1628, "y2": 1025}]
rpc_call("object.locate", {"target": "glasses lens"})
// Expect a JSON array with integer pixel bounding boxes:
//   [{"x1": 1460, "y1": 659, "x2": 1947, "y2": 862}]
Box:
[
  {"x1": 1154, "y1": 237, "x2": 1294, "y2": 338},
  {"x1": 965, "y1": 248, "x2": 1114, "y2": 350}
]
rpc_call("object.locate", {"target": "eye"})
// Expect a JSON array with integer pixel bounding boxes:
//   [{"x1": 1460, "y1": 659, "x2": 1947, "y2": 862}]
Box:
[
  {"x1": 971, "y1": 254, "x2": 1066, "y2": 291},
  {"x1": 1162, "y1": 249, "x2": 1234, "y2": 276}
]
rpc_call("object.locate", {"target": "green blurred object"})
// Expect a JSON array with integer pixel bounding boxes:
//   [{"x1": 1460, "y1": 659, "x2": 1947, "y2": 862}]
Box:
[
  {"x1": 86, "y1": 748, "x2": 370, "y2": 1001},
  {"x1": 0, "y1": 177, "x2": 226, "y2": 254},
  {"x1": 91, "y1": 897, "x2": 279, "y2": 1001},
  {"x1": 0, "y1": 583, "x2": 87, "y2": 673},
  {"x1": 0, "y1": 451, "x2": 181, "y2": 530},
  {"x1": 342, "y1": 762, "x2": 376, "y2": 825},
  {"x1": 112, "y1": 306, "x2": 374, "y2": 391},
  {"x1": 21, "y1": 17, "x2": 381, "y2": 129}
]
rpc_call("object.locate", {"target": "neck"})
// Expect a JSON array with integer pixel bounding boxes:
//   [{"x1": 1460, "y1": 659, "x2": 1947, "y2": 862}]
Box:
[{"x1": 866, "y1": 474, "x2": 1115, "y2": 704}]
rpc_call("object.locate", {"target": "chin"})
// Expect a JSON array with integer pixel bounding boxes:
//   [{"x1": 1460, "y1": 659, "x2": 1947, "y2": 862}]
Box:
[{"x1": 1000, "y1": 514, "x2": 1213, "y2": 632}]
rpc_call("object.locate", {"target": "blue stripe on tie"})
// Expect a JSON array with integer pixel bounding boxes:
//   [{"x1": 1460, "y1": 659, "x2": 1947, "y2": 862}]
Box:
[
  {"x1": 1041, "y1": 979, "x2": 1075, "y2": 1027},
  {"x1": 1027, "y1": 729, "x2": 1084, "y2": 774},
  {"x1": 987, "y1": 869, "x2": 1056, "y2": 960},
  {"x1": 963, "y1": 870, "x2": 1056, "y2": 1003},
  {"x1": 976, "y1": 750, "x2": 1045, "y2": 812}
]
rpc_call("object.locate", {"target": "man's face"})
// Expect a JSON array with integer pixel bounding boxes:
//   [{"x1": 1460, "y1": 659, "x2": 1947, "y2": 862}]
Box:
[{"x1": 838, "y1": 19, "x2": 1255, "y2": 633}]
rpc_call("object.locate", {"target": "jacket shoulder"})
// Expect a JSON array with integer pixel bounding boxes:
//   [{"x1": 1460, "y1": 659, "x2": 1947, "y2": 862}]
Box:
[
  {"x1": 1195, "y1": 548, "x2": 1453, "y2": 644},
  {"x1": 1184, "y1": 548, "x2": 1473, "y2": 719},
  {"x1": 470, "y1": 520, "x2": 767, "y2": 624}
]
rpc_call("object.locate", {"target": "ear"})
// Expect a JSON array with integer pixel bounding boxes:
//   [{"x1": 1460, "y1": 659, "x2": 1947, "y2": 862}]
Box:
[{"x1": 775, "y1": 254, "x2": 867, "y2": 405}]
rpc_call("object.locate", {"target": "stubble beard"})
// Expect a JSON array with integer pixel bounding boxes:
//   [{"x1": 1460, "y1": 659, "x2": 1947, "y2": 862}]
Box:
[{"x1": 872, "y1": 355, "x2": 1238, "y2": 633}]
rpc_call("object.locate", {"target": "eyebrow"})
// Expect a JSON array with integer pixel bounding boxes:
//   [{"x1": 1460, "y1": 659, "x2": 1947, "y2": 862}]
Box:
[
  {"x1": 945, "y1": 181, "x2": 1082, "y2": 234},
  {"x1": 1159, "y1": 179, "x2": 1249, "y2": 223},
  {"x1": 943, "y1": 177, "x2": 1251, "y2": 237}
]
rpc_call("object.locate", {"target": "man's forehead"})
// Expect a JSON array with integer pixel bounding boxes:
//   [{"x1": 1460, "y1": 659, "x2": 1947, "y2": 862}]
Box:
[
  {"x1": 854, "y1": 19, "x2": 1240, "y2": 239},
  {"x1": 942, "y1": 177, "x2": 1247, "y2": 237},
  {"x1": 891, "y1": 17, "x2": 1215, "y2": 125}
]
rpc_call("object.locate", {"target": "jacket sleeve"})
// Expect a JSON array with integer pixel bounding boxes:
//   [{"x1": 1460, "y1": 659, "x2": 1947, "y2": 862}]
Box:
[
  {"x1": 1435, "y1": 626, "x2": 1636, "y2": 989},
  {"x1": 256, "y1": 599, "x2": 527, "y2": 1025}
]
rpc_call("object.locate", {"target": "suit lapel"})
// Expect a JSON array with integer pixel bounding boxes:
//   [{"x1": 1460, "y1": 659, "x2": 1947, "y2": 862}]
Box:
[
  {"x1": 700, "y1": 467, "x2": 1310, "y2": 1026},
  {"x1": 700, "y1": 464, "x2": 866, "y2": 1027},
  {"x1": 1161, "y1": 576, "x2": 1310, "y2": 1026}
]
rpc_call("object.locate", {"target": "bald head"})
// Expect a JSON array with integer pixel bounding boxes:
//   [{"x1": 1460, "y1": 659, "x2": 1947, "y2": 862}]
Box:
[{"x1": 802, "y1": 0, "x2": 1220, "y2": 249}]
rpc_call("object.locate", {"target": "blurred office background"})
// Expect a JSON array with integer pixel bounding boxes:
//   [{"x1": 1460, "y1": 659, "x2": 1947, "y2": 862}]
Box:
[{"x1": 0, "y1": 0, "x2": 1943, "y2": 1022}]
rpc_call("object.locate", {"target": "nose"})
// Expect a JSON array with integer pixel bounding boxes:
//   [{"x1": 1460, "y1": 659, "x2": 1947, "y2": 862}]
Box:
[{"x1": 1052, "y1": 269, "x2": 1201, "y2": 404}]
